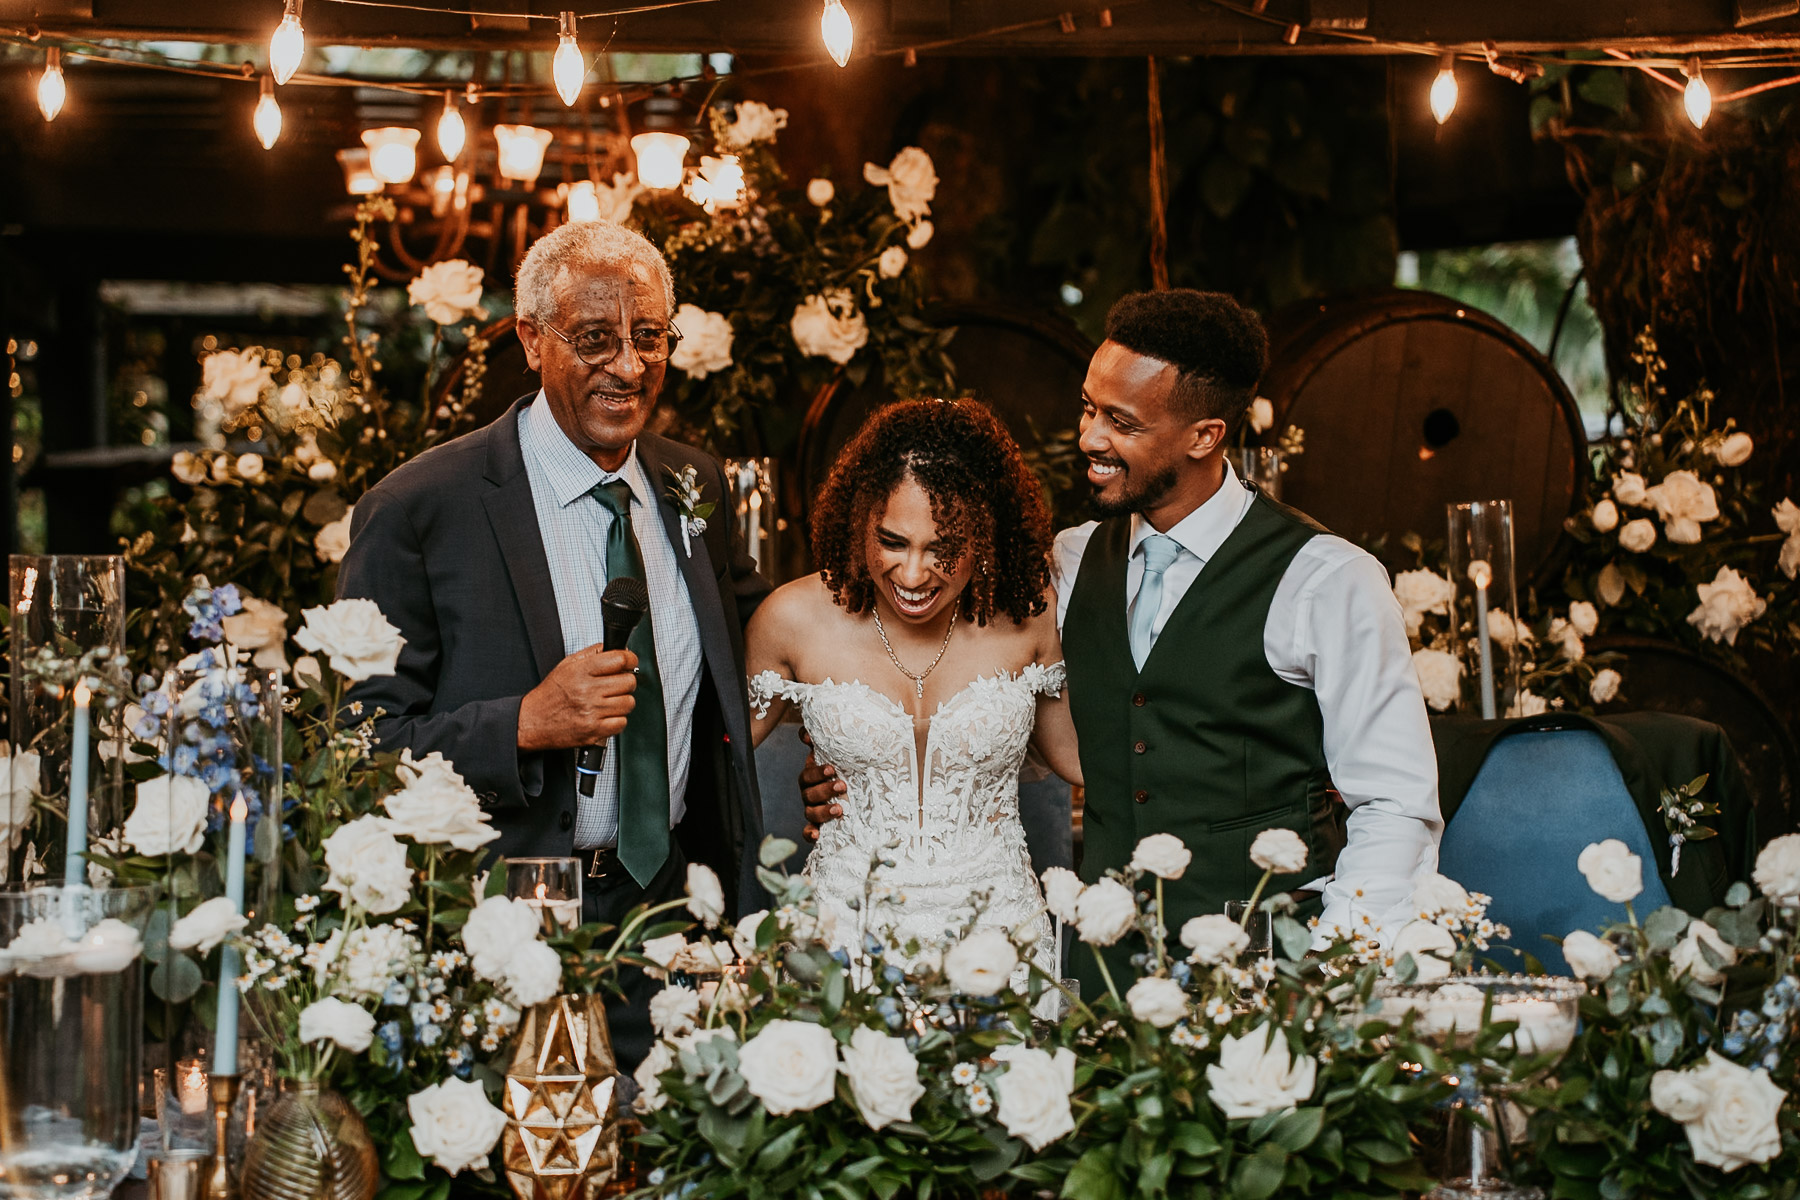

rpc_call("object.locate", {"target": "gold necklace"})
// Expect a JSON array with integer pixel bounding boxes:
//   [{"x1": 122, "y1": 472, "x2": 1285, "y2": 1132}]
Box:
[{"x1": 872, "y1": 606, "x2": 958, "y2": 700}]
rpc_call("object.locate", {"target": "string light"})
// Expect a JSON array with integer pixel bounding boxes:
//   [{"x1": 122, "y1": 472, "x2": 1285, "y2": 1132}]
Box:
[
  {"x1": 362, "y1": 127, "x2": 421, "y2": 184},
  {"x1": 1429, "y1": 53, "x2": 1458, "y2": 124},
  {"x1": 270, "y1": 0, "x2": 306, "y2": 86},
  {"x1": 1683, "y1": 57, "x2": 1712, "y2": 129},
  {"x1": 253, "y1": 74, "x2": 282, "y2": 149},
  {"x1": 552, "y1": 11, "x2": 585, "y2": 106},
  {"x1": 821, "y1": 0, "x2": 854, "y2": 67},
  {"x1": 437, "y1": 90, "x2": 466, "y2": 160},
  {"x1": 38, "y1": 47, "x2": 66, "y2": 123},
  {"x1": 631, "y1": 131, "x2": 690, "y2": 189}
]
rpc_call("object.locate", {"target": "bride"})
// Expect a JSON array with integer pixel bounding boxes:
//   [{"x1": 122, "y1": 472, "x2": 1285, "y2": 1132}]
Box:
[{"x1": 745, "y1": 398, "x2": 1081, "y2": 981}]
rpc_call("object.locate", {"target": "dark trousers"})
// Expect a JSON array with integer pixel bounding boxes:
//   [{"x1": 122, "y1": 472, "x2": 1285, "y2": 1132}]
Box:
[{"x1": 582, "y1": 840, "x2": 686, "y2": 1075}]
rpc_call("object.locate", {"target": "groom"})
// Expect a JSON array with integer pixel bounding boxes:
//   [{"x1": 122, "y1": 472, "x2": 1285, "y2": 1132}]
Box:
[{"x1": 806, "y1": 289, "x2": 1440, "y2": 956}]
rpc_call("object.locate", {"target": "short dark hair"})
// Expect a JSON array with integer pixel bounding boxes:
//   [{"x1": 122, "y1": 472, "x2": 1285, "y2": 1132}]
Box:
[
  {"x1": 1104, "y1": 289, "x2": 1269, "y2": 439},
  {"x1": 811, "y1": 399, "x2": 1052, "y2": 627}
]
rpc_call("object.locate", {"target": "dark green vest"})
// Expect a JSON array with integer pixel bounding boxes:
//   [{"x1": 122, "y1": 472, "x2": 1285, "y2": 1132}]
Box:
[{"x1": 1064, "y1": 484, "x2": 1346, "y2": 945}]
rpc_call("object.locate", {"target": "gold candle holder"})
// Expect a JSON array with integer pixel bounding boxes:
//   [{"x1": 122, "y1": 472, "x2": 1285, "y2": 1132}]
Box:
[{"x1": 205, "y1": 1074, "x2": 241, "y2": 1200}]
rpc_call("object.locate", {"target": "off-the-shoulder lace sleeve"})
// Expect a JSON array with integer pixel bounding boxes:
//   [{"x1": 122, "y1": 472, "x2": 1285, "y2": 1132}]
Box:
[
  {"x1": 1019, "y1": 660, "x2": 1067, "y2": 698},
  {"x1": 747, "y1": 669, "x2": 810, "y2": 719}
]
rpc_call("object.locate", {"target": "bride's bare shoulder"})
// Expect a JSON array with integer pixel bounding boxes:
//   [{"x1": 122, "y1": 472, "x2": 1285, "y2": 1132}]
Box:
[{"x1": 750, "y1": 573, "x2": 846, "y2": 636}]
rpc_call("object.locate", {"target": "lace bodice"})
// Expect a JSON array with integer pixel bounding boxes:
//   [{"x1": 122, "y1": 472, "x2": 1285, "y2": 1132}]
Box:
[{"x1": 749, "y1": 663, "x2": 1066, "y2": 980}]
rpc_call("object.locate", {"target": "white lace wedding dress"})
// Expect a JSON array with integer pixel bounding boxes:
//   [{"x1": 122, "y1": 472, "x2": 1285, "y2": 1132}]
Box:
[{"x1": 748, "y1": 664, "x2": 1064, "y2": 984}]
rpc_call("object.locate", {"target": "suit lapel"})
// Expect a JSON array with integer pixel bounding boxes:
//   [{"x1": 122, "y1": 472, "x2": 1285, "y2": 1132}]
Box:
[{"x1": 481, "y1": 398, "x2": 566, "y2": 680}]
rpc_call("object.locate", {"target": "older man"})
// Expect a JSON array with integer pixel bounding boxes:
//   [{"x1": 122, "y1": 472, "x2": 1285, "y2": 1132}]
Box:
[{"x1": 338, "y1": 220, "x2": 769, "y2": 1068}]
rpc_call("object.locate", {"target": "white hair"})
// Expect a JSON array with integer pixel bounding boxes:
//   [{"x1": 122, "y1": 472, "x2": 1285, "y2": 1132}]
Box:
[{"x1": 513, "y1": 220, "x2": 675, "y2": 324}]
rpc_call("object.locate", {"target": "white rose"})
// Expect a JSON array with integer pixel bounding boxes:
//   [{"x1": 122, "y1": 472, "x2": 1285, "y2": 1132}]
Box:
[
  {"x1": 1577, "y1": 839, "x2": 1643, "y2": 903},
  {"x1": 502, "y1": 939, "x2": 562, "y2": 1007},
  {"x1": 295, "y1": 597, "x2": 404, "y2": 682},
  {"x1": 1589, "y1": 668, "x2": 1622, "y2": 705},
  {"x1": 805, "y1": 177, "x2": 835, "y2": 206},
  {"x1": 685, "y1": 862, "x2": 726, "y2": 928},
  {"x1": 944, "y1": 927, "x2": 1019, "y2": 996},
  {"x1": 168, "y1": 896, "x2": 247, "y2": 956},
  {"x1": 1073, "y1": 877, "x2": 1137, "y2": 946},
  {"x1": 1126, "y1": 976, "x2": 1189, "y2": 1027},
  {"x1": 1651, "y1": 1067, "x2": 1712, "y2": 1124},
  {"x1": 1040, "y1": 867, "x2": 1084, "y2": 923},
  {"x1": 1411, "y1": 873, "x2": 1470, "y2": 917},
  {"x1": 0, "y1": 750, "x2": 35, "y2": 861},
  {"x1": 790, "y1": 289, "x2": 869, "y2": 365},
  {"x1": 406, "y1": 260, "x2": 485, "y2": 326},
  {"x1": 1390, "y1": 920, "x2": 1456, "y2": 982},
  {"x1": 1597, "y1": 562, "x2": 1628, "y2": 606},
  {"x1": 1393, "y1": 569, "x2": 1457, "y2": 633},
  {"x1": 839, "y1": 1025, "x2": 924, "y2": 1131},
  {"x1": 1130, "y1": 833, "x2": 1192, "y2": 880},
  {"x1": 309, "y1": 460, "x2": 338, "y2": 483},
  {"x1": 406, "y1": 1077, "x2": 508, "y2": 1176},
  {"x1": 1486, "y1": 608, "x2": 1532, "y2": 649},
  {"x1": 1569, "y1": 600, "x2": 1599, "y2": 637},
  {"x1": 171, "y1": 450, "x2": 208, "y2": 486},
  {"x1": 649, "y1": 984, "x2": 700, "y2": 1037},
  {"x1": 220, "y1": 596, "x2": 289, "y2": 672},
  {"x1": 1753, "y1": 833, "x2": 1800, "y2": 904},
  {"x1": 732, "y1": 910, "x2": 769, "y2": 958},
  {"x1": 320, "y1": 816, "x2": 413, "y2": 915},
  {"x1": 1250, "y1": 828, "x2": 1308, "y2": 874},
  {"x1": 862, "y1": 147, "x2": 938, "y2": 223},
  {"x1": 1715, "y1": 432, "x2": 1754, "y2": 467},
  {"x1": 71, "y1": 918, "x2": 142, "y2": 974},
  {"x1": 1561, "y1": 930, "x2": 1621, "y2": 980},
  {"x1": 1687, "y1": 566, "x2": 1766, "y2": 646},
  {"x1": 668, "y1": 304, "x2": 734, "y2": 380},
  {"x1": 992, "y1": 1045, "x2": 1077, "y2": 1150},
  {"x1": 589, "y1": 173, "x2": 644, "y2": 224},
  {"x1": 1775, "y1": 500, "x2": 1800, "y2": 581},
  {"x1": 634, "y1": 1041, "x2": 675, "y2": 1112},
  {"x1": 1619, "y1": 518, "x2": 1658, "y2": 553},
  {"x1": 1245, "y1": 396, "x2": 1274, "y2": 434},
  {"x1": 1644, "y1": 470, "x2": 1720, "y2": 544},
  {"x1": 876, "y1": 245, "x2": 908, "y2": 279},
  {"x1": 299, "y1": 996, "x2": 376, "y2": 1053},
  {"x1": 123, "y1": 774, "x2": 211, "y2": 857},
  {"x1": 1591, "y1": 498, "x2": 1619, "y2": 533},
  {"x1": 201, "y1": 348, "x2": 273, "y2": 423},
  {"x1": 383, "y1": 754, "x2": 498, "y2": 852},
  {"x1": 1669, "y1": 919, "x2": 1737, "y2": 985},
  {"x1": 1411, "y1": 647, "x2": 1462, "y2": 712},
  {"x1": 1205, "y1": 1024, "x2": 1318, "y2": 1120},
  {"x1": 738, "y1": 1019, "x2": 839, "y2": 1115},
  {"x1": 1681, "y1": 1052, "x2": 1785, "y2": 1172},
  {"x1": 463, "y1": 895, "x2": 544, "y2": 982},
  {"x1": 314, "y1": 506, "x2": 354, "y2": 565},
  {"x1": 1781, "y1": 534, "x2": 1800, "y2": 583},
  {"x1": 1509, "y1": 690, "x2": 1549, "y2": 718},
  {"x1": 719, "y1": 100, "x2": 788, "y2": 149},
  {"x1": 641, "y1": 933, "x2": 688, "y2": 979},
  {"x1": 1613, "y1": 471, "x2": 1649, "y2": 507},
  {"x1": 1549, "y1": 617, "x2": 1586, "y2": 663},
  {"x1": 906, "y1": 219, "x2": 934, "y2": 249},
  {"x1": 1180, "y1": 914, "x2": 1249, "y2": 965}
]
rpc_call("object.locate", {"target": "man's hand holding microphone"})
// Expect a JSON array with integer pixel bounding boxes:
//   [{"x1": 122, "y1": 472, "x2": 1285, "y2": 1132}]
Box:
[{"x1": 516, "y1": 579, "x2": 649, "y2": 772}]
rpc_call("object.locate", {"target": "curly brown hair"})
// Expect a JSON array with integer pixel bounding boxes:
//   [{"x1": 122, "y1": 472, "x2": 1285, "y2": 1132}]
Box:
[{"x1": 811, "y1": 399, "x2": 1052, "y2": 626}]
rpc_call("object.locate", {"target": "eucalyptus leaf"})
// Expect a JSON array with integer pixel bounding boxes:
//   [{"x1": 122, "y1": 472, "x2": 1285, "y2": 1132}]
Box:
[{"x1": 150, "y1": 953, "x2": 204, "y2": 1004}]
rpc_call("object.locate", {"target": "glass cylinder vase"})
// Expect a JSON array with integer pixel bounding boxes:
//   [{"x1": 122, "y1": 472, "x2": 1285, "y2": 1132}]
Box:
[
  {"x1": 1236, "y1": 447, "x2": 1283, "y2": 501},
  {"x1": 7, "y1": 556, "x2": 128, "y2": 884},
  {"x1": 0, "y1": 882, "x2": 159, "y2": 1200},
  {"x1": 1446, "y1": 501, "x2": 1521, "y2": 720},
  {"x1": 722, "y1": 458, "x2": 780, "y2": 581}
]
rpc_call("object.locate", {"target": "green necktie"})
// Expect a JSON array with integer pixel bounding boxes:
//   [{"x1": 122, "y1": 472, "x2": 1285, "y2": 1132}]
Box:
[{"x1": 591, "y1": 479, "x2": 670, "y2": 886}]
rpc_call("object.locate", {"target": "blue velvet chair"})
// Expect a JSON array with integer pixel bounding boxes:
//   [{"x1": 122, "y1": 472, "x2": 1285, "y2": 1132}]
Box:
[
  {"x1": 1438, "y1": 728, "x2": 1671, "y2": 976},
  {"x1": 752, "y1": 722, "x2": 1074, "y2": 879}
]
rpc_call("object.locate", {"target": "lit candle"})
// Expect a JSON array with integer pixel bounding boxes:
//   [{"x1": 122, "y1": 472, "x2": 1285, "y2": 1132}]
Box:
[
  {"x1": 746, "y1": 485, "x2": 764, "y2": 573},
  {"x1": 177, "y1": 1058, "x2": 210, "y2": 1116},
  {"x1": 64, "y1": 680, "x2": 91, "y2": 886},
  {"x1": 213, "y1": 794, "x2": 248, "y2": 1076},
  {"x1": 524, "y1": 881, "x2": 580, "y2": 934},
  {"x1": 1470, "y1": 561, "x2": 1496, "y2": 719}
]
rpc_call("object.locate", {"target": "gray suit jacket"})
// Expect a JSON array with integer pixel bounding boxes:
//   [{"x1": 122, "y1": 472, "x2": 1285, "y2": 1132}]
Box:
[{"x1": 336, "y1": 395, "x2": 773, "y2": 909}]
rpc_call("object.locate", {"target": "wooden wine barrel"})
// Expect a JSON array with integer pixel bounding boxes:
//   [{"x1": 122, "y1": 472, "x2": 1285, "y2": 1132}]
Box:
[{"x1": 1261, "y1": 290, "x2": 1587, "y2": 582}]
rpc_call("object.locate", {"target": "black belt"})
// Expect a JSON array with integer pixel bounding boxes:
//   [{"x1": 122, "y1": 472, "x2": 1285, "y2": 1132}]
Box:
[{"x1": 581, "y1": 847, "x2": 624, "y2": 880}]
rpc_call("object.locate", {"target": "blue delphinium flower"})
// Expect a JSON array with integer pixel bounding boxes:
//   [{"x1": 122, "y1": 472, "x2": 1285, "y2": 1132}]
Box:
[
  {"x1": 409, "y1": 1001, "x2": 435, "y2": 1029},
  {"x1": 882, "y1": 965, "x2": 905, "y2": 986},
  {"x1": 384, "y1": 980, "x2": 411, "y2": 1007},
  {"x1": 417, "y1": 1023, "x2": 443, "y2": 1048},
  {"x1": 376, "y1": 1021, "x2": 403, "y2": 1053},
  {"x1": 212, "y1": 583, "x2": 242, "y2": 617}
]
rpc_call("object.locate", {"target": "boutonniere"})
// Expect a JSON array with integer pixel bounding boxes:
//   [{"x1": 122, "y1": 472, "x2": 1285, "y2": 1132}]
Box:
[
  {"x1": 665, "y1": 465, "x2": 716, "y2": 558},
  {"x1": 1659, "y1": 773, "x2": 1720, "y2": 876}
]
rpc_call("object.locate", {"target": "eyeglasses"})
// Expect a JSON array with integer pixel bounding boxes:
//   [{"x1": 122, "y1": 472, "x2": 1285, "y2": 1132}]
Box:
[{"x1": 538, "y1": 319, "x2": 683, "y2": 366}]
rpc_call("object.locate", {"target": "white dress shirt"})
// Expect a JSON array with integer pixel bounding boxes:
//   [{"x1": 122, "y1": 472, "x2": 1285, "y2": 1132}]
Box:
[
  {"x1": 1050, "y1": 461, "x2": 1442, "y2": 941},
  {"x1": 518, "y1": 394, "x2": 705, "y2": 849}
]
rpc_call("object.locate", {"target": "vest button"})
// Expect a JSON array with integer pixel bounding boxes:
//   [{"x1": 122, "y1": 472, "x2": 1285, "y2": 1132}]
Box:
[
  {"x1": 1133, "y1": 741, "x2": 1147, "y2": 754},
  {"x1": 1134, "y1": 789, "x2": 1149, "y2": 804},
  {"x1": 559, "y1": 811, "x2": 574, "y2": 831},
  {"x1": 1132, "y1": 692, "x2": 1147, "y2": 707}
]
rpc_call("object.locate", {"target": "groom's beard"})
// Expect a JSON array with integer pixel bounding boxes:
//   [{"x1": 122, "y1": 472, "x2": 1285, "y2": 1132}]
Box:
[{"x1": 1089, "y1": 459, "x2": 1179, "y2": 518}]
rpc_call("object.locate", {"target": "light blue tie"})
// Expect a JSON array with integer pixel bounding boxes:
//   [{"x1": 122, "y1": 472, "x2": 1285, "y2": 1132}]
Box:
[{"x1": 1129, "y1": 534, "x2": 1182, "y2": 670}]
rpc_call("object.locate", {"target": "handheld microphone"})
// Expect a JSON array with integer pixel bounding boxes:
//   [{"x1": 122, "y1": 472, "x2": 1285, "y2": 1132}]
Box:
[{"x1": 576, "y1": 577, "x2": 650, "y2": 797}]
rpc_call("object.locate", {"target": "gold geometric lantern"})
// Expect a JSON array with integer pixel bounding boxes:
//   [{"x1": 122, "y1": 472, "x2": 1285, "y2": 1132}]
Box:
[{"x1": 501, "y1": 994, "x2": 621, "y2": 1200}]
